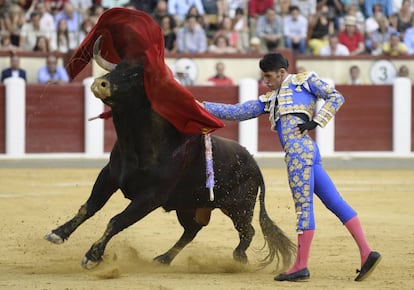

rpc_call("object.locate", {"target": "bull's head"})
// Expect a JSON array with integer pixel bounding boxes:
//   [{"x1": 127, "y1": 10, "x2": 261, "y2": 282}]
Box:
[{"x1": 90, "y1": 36, "x2": 147, "y2": 108}]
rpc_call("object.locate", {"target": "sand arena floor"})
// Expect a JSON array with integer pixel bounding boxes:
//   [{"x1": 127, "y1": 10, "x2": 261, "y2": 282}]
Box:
[{"x1": 0, "y1": 166, "x2": 413, "y2": 289}]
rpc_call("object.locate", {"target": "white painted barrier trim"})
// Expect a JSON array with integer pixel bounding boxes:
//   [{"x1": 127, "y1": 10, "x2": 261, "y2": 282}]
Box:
[
  {"x1": 83, "y1": 77, "x2": 104, "y2": 156},
  {"x1": 5, "y1": 78, "x2": 26, "y2": 156},
  {"x1": 238, "y1": 78, "x2": 258, "y2": 155},
  {"x1": 393, "y1": 77, "x2": 412, "y2": 154}
]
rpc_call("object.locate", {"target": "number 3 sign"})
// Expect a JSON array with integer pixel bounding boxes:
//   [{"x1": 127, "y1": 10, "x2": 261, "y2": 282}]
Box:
[{"x1": 369, "y1": 60, "x2": 397, "y2": 84}]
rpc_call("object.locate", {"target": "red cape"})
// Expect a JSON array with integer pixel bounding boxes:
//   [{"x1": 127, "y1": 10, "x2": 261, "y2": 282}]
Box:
[{"x1": 68, "y1": 8, "x2": 224, "y2": 134}]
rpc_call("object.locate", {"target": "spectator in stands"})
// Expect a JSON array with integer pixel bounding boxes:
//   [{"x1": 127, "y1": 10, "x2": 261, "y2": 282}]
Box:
[
  {"x1": 346, "y1": 65, "x2": 363, "y2": 84},
  {"x1": 319, "y1": 33, "x2": 350, "y2": 56},
  {"x1": 161, "y1": 15, "x2": 177, "y2": 53},
  {"x1": 307, "y1": 4, "x2": 335, "y2": 56},
  {"x1": 365, "y1": 17, "x2": 395, "y2": 55},
  {"x1": 248, "y1": 0, "x2": 274, "y2": 37},
  {"x1": 53, "y1": 2, "x2": 82, "y2": 48},
  {"x1": 33, "y1": 35, "x2": 51, "y2": 52},
  {"x1": 214, "y1": 16, "x2": 240, "y2": 51},
  {"x1": 25, "y1": 1, "x2": 56, "y2": 33},
  {"x1": 168, "y1": 0, "x2": 205, "y2": 25},
  {"x1": 19, "y1": 12, "x2": 51, "y2": 51},
  {"x1": 37, "y1": 54, "x2": 69, "y2": 84},
  {"x1": 207, "y1": 61, "x2": 234, "y2": 85},
  {"x1": 397, "y1": 64, "x2": 410, "y2": 78},
  {"x1": 224, "y1": 0, "x2": 248, "y2": 19},
  {"x1": 403, "y1": 17, "x2": 414, "y2": 54},
  {"x1": 176, "y1": 14, "x2": 208, "y2": 53},
  {"x1": 173, "y1": 62, "x2": 193, "y2": 86},
  {"x1": 186, "y1": 4, "x2": 208, "y2": 30},
  {"x1": 338, "y1": 15, "x2": 365, "y2": 55},
  {"x1": 152, "y1": 0, "x2": 176, "y2": 29},
  {"x1": 50, "y1": 18, "x2": 76, "y2": 53},
  {"x1": 284, "y1": 5, "x2": 308, "y2": 55},
  {"x1": 0, "y1": 34, "x2": 18, "y2": 51},
  {"x1": 246, "y1": 36, "x2": 263, "y2": 54},
  {"x1": 208, "y1": 34, "x2": 239, "y2": 53},
  {"x1": 338, "y1": 3, "x2": 365, "y2": 33},
  {"x1": 232, "y1": 7, "x2": 249, "y2": 53},
  {"x1": 290, "y1": 0, "x2": 317, "y2": 21},
  {"x1": 1, "y1": 55, "x2": 27, "y2": 82},
  {"x1": 390, "y1": 0, "x2": 413, "y2": 37},
  {"x1": 4, "y1": 4, "x2": 26, "y2": 47},
  {"x1": 382, "y1": 31, "x2": 408, "y2": 56},
  {"x1": 364, "y1": 0, "x2": 393, "y2": 18},
  {"x1": 364, "y1": 4, "x2": 387, "y2": 38},
  {"x1": 255, "y1": 7, "x2": 284, "y2": 52},
  {"x1": 78, "y1": 17, "x2": 94, "y2": 44},
  {"x1": 316, "y1": 0, "x2": 344, "y2": 30},
  {"x1": 392, "y1": 0, "x2": 414, "y2": 13},
  {"x1": 89, "y1": 3, "x2": 105, "y2": 25}
]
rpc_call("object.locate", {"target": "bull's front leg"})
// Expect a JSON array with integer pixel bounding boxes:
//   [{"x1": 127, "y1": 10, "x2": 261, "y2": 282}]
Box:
[
  {"x1": 44, "y1": 165, "x2": 118, "y2": 244},
  {"x1": 81, "y1": 197, "x2": 160, "y2": 269}
]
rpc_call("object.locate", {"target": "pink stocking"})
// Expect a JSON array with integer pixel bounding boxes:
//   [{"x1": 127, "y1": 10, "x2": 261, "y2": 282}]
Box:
[
  {"x1": 345, "y1": 216, "x2": 372, "y2": 266},
  {"x1": 287, "y1": 229, "x2": 315, "y2": 274}
]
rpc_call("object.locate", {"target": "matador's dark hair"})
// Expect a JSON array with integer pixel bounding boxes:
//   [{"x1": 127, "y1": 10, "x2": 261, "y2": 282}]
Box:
[{"x1": 259, "y1": 53, "x2": 289, "y2": 72}]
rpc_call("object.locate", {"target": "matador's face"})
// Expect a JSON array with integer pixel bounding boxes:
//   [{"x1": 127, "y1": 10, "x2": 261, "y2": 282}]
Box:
[{"x1": 262, "y1": 68, "x2": 288, "y2": 91}]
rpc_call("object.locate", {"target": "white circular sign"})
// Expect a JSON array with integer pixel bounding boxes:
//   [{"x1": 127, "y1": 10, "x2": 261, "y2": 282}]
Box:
[
  {"x1": 173, "y1": 58, "x2": 198, "y2": 82},
  {"x1": 369, "y1": 60, "x2": 397, "y2": 84}
]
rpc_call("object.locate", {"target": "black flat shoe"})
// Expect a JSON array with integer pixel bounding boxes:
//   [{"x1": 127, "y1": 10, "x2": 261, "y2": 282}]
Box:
[
  {"x1": 274, "y1": 268, "x2": 310, "y2": 282},
  {"x1": 355, "y1": 251, "x2": 382, "y2": 281}
]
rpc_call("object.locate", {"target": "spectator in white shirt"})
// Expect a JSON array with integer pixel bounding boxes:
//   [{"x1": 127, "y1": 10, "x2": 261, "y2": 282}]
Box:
[
  {"x1": 320, "y1": 33, "x2": 350, "y2": 56},
  {"x1": 284, "y1": 5, "x2": 308, "y2": 54},
  {"x1": 25, "y1": 1, "x2": 56, "y2": 33},
  {"x1": 176, "y1": 15, "x2": 207, "y2": 53},
  {"x1": 19, "y1": 12, "x2": 51, "y2": 51}
]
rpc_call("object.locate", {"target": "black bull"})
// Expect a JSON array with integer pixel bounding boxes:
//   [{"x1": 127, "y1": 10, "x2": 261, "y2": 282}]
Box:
[{"x1": 44, "y1": 60, "x2": 295, "y2": 270}]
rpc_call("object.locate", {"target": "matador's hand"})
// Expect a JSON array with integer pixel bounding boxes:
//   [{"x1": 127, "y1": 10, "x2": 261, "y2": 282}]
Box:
[{"x1": 296, "y1": 120, "x2": 318, "y2": 134}]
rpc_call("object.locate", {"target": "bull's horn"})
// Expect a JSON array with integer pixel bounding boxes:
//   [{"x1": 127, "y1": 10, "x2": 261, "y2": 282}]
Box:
[{"x1": 93, "y1": 35, "x2": 117, "y2": 71}]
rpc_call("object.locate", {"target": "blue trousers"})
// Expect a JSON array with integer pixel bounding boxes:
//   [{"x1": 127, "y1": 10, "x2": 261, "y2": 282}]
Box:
[{"x1": 276, "y1": 115, "x2": 356, "y2": 232}]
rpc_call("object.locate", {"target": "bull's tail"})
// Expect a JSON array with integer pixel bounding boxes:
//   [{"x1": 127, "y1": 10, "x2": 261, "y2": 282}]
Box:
[{"x1": 257, "y1": 170, "x2": 295, "y2": 270}]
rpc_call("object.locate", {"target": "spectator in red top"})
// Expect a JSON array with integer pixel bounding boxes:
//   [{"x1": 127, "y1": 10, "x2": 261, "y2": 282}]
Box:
[
  {"x1": 338, "y1": 15, "x2": 365, "y2": 55},
  {"x1": 207, "y1": 61, "x2": 234, "y2": 85},
  {"x1": 248, "y1": 0, "x2": 274, "y2": 36}
]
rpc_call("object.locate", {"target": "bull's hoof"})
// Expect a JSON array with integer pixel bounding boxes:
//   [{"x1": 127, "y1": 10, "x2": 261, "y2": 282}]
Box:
[
  {"x1": 44, "y1": 232, "x2": 64, "y2": 244},
  {"x1": 81, "y1": 256, "x2": 101, "y2": 270},
  {"x1": 233, "y1": 251, "x2": 248, "y2": 264},
  {"x1": 153, "y1": 254, "x2": 172, "y2": 265}
]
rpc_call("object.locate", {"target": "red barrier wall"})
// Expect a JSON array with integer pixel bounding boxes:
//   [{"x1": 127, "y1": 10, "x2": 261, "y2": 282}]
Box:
[
  {"x1": 335, "y1": 85, "x2": 393, "y2": 151},
  {"x1": 25, "y1": 84, "x2": 84, "y2": 153}
]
